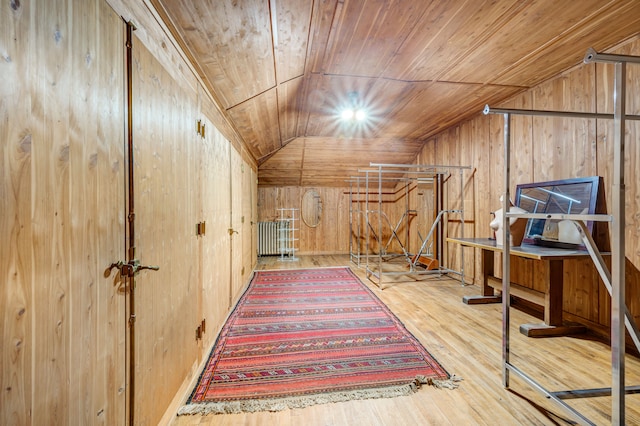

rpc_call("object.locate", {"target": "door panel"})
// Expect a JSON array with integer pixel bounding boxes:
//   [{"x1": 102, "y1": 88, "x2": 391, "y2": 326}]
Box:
[
  {"x1": 131, "y1": 35, "x2": 200, "y2": 426},
  {"x1": 230, "y1": 149, "x2": 244, "y2": 303},
  {"x1": 200, "y1": 98, "x2": 232, "y2": 346},
  {"x1": 1, "y1": 1, "x2": 126, "y2": 424},
  {"x1": 242, "y1": 159, "x2": 254, "y2": 286}
]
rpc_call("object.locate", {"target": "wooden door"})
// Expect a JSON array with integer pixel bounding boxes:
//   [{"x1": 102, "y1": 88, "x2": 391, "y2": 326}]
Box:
[
  {"x1": 129, "y1": 33, "x2": 200, "y2": 425},
  {"x1": 229, "y1": 149, "x2": 245, "y2": 304},
  {"x1": 200, "y1": 97, "x2": 232, "y2": 346},
  {"x1": 1, "y1": 1, "x2": 127, "y2": 424}
]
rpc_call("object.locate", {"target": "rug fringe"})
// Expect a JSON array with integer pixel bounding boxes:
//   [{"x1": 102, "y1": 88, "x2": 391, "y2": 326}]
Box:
[
  {"x1": 177, "y1": 375, "x2": 462, "y2": 416},
  {"x1": 419, "y1": 373, "x2": 463, "y2": 390}
]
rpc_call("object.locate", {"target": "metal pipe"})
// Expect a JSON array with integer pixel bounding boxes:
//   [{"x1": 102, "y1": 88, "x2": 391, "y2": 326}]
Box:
[
  {"x1": 611, "y1": 60, "x2": 627, "y2": 426},
  {"x1": 574, "y1": 221, "x2": 640, "y2": 353},
  {"x1": 553, "y1": 385, "x2": 640, "y2": 400},
  {"x1": 356, "y1": 170, "x2": 447, "y2": 176},
  {"x1": 459, "y1": 168, "x2": 465, "y2": 285},
  {"x1": 369, "y1": 162, "x2": 472, "y2": 170},
  {"x1": 504, "y1": 212, "x2": 612, "y2": 222},
  {"x1": 378, "y1": 166, "x2": 383, "y2": 288},
  {"x1": 502, "y1": 113, "x2": 511, "y2": 388},
  {"x1": 584, "y1": 47, "x2": 640, "y2": 64},
  {"x1": 483, "y1": 104, "x2": 640, "y2": 121},
  {"x1": 349, "y1": 193, "x2": 355, "y2": 262},
  {"x1": 506, "y1": 363, "x2": 595, "y2": 425},
  {"x1": 123, "y1": 19, "x2": 137, "y2": 426}
]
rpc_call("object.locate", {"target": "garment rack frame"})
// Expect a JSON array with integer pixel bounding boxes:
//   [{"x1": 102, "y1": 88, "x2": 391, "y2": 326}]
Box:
[
  {"x1": 349, "y1": 163, "x2": 472, "y2": 289},
  {"x1": 486, "y1": 47, "x2": 640, "y2": 425}
]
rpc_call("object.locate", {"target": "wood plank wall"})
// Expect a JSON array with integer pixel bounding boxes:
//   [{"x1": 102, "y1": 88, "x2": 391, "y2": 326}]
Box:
[
  {"x1": 257, "y1": 187, "x2": 350, "y2": 255},
  {"x1": 419, "y1": 37, "x2": 640, "y2": 338},
  {"x1": 257, "y1": 36, "x2": 640, "y2": 341},
  {"x1": 131, "y1": 33, "x2": 202, "y2": 425},
  {"x1": 1, "y1": 0, "x2": 258, "y2": 425},
  {"x1": 1, "y1": 0, "x2": 127, "y2": 424}
]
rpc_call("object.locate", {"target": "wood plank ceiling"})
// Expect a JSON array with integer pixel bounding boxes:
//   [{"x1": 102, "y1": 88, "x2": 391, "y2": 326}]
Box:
[{"x1": 154, "y1": 0, "x2": 640, "y2": 187}]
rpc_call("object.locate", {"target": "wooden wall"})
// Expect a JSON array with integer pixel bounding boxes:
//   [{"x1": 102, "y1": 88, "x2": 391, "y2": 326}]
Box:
[
  {"x1": 257, "y1": 187, "x2": 350, "y2": 255},
  {"x1": 1, "y1": 1, "x2": 257, "y2": 425},
  {"x1": 416, "y1": 36, "x2": 640, "y2": 337},
  {"x1": 1, "y1": 0, "x2": 126, "y2": 424},
  {"x1": 256, "y1": 37, "x2": 640, "y2": 340}
]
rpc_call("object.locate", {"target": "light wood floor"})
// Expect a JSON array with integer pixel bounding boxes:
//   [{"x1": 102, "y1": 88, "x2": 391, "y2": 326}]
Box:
[{"x1": 171, "y1": 255, "x2": 640, "y2": 425}]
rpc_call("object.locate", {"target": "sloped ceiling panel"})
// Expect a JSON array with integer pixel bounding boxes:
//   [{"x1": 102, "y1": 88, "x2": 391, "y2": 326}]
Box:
[{"x1": 155, "y1": 0, "x2": 640, "y2": 187}]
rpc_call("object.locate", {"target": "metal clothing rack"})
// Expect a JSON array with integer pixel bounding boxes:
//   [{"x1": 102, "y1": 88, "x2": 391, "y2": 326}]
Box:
[
  {"x1": 352, "y1": 163, "x2": 471, "y2": 289},
  {"x1": 486, "y1": 48, "x2": 640, "y2": 425},
  {"x1": 276, "y1": 208, "x2": 299, "y2": 261},
  {"x1": 347, "y1": 175, "x2": 407, "y2": 266}
]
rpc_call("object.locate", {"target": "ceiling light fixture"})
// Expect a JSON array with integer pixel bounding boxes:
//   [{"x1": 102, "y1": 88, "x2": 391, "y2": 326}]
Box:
[
  {"x1": 341, "y1": 108, "x2": 355, "y2": 121},
  {"x1": 339, "y1": 91, "x2": 368, "y2": 123},
  {"x1": 340, "y1": 107, "x2": 367, "y2": 122}
]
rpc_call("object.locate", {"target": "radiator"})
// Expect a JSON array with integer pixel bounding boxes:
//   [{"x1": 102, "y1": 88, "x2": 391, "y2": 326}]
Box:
[{"x1": 258, "y1": 221, "x2": 286, "y2": 255}]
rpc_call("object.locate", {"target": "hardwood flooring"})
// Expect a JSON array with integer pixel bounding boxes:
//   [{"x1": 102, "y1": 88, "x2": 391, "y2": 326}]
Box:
[{"x1": 170, "y1": 255, "x2": 640, "y2": 425}]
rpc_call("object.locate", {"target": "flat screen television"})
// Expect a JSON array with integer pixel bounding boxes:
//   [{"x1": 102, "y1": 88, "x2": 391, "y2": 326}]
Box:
[{"x1": 514, "y1": 176, "x2": 601, "y2": 249}]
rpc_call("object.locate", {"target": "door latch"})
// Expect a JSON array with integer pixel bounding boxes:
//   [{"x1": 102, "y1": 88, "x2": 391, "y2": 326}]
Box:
[{"x1": 108, "y1": 259, "x2": 159, "y2": 277}]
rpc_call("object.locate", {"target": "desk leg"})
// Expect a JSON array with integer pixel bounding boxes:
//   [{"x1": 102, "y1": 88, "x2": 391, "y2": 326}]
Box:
[
  {"x1": 520, "y1": 260, "x2": 586, "y2": 337},
  {"x1": 463, "y1": 248, "x2": 501, "y2": 305},
  {"x1": 546, "y1": 259, "x2": 564, "y2": 326}
]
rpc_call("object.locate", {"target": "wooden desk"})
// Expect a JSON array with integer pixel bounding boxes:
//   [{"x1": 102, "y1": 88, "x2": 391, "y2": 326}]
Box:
[{"x1": 448, "y1": 237, "x2": 591, "y2": 337}]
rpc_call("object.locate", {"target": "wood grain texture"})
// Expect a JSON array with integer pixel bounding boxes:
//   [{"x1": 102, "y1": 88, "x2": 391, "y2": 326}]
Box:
[
  {"x1": 1, "y1": 1, "x2": 127, "y2": 424},
  {"x1": 155, "y1": 0, "x2": 640, "y2": 188},
  {"x1": 108, "y1": 0, "x2": 247, "y2": 152},
  {"x1": 69, "y1": 0, "x2": 99, "y2": 423},
  {"x1": 410, "y1": 36, "x2": 640, "y2": 347},
  {"x1": 272, "y1": 0, "x2": 312, "y2": 84},
  {"x1": 200, "y1": 103, "x2": 232, "y2": 348},
  {"x1": 276, "y1": 77, "x2": 304, "y2": 147},
  {"x1": 169, "y1": 254, "x2": 640, "y2": 426},
  {"x1": 227, "y1": 88, "x2": 281, "y2": 159},
  {"x1": 97, "y1": 4, "x2": 128, "y2": 421},
  {"x1": 1, "y1": 1, "x2": 34, "y2": 424},
  {"x1": 158, "y1": 0, "x2": 275, "y2": 109},
  {"x1": 253, "y1": 36, "x2": 639, "y2": 348},
  {"x1": 230, "y1": 147, "x2": 245, "y2": 303},
  {"x1": 31, "y1": 3, "x2": 73, "y2": 424}
]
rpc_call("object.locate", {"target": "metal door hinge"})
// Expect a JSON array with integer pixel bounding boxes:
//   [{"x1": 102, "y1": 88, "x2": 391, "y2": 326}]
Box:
[
  {"x1": 196, "y1": 221, "x2": 206, "y2": 236},
  {"x1": 196, "y1": 119, "x2": 205, "y2": 139},
  {"x1": 196, "y1": 318, "x2": 206, "y2": 341}
]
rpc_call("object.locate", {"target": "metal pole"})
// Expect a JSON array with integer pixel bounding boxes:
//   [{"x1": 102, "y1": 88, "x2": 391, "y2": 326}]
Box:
[
  {"x1": 611, "y1": 60, "x2": 627, "y2": 426},
  {"x1": 459, "y1": 168, "x2": 465, "y2": 285},
  {"x1": 584, "y1": 47, "x2": 640, "y2": 64},
  {"x1": 483, "y1": 104, "x2": 640, "y2": 121},
  {"x1": 349, "y1": 180, "x2": 353, "y2": 262},
  {"x1": 405, "y1": 180, "x2": 409, "y2": 258},
  {"x1": 370, "y1": 162, "x2": 473, "y2": 170},
  {"x1": 378, "y1": 165, "x2": 383, "y2": 288},
  {"x1": 124, "y1": 19, "x2": 137, "y2": 426},
  {"x1": 357, "y1": 177, "x2": 362, "y2": 264},
  {"x1": 502, "y1": 113, "x2": 512, "y2": 388},
  {"x1": 365, "y1": 170, "x2": 370, "y2": 278}
]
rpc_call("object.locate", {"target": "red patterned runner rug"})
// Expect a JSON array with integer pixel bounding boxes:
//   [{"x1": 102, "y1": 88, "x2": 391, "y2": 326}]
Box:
[{"x1": 178, "y1": 267, "x2": 458, "y2": 415}]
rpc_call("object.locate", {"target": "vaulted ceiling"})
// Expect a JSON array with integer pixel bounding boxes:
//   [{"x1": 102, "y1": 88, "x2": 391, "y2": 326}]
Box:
[{"x1": 154, "y1": 0, "x2": 640, "y2": 187}]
